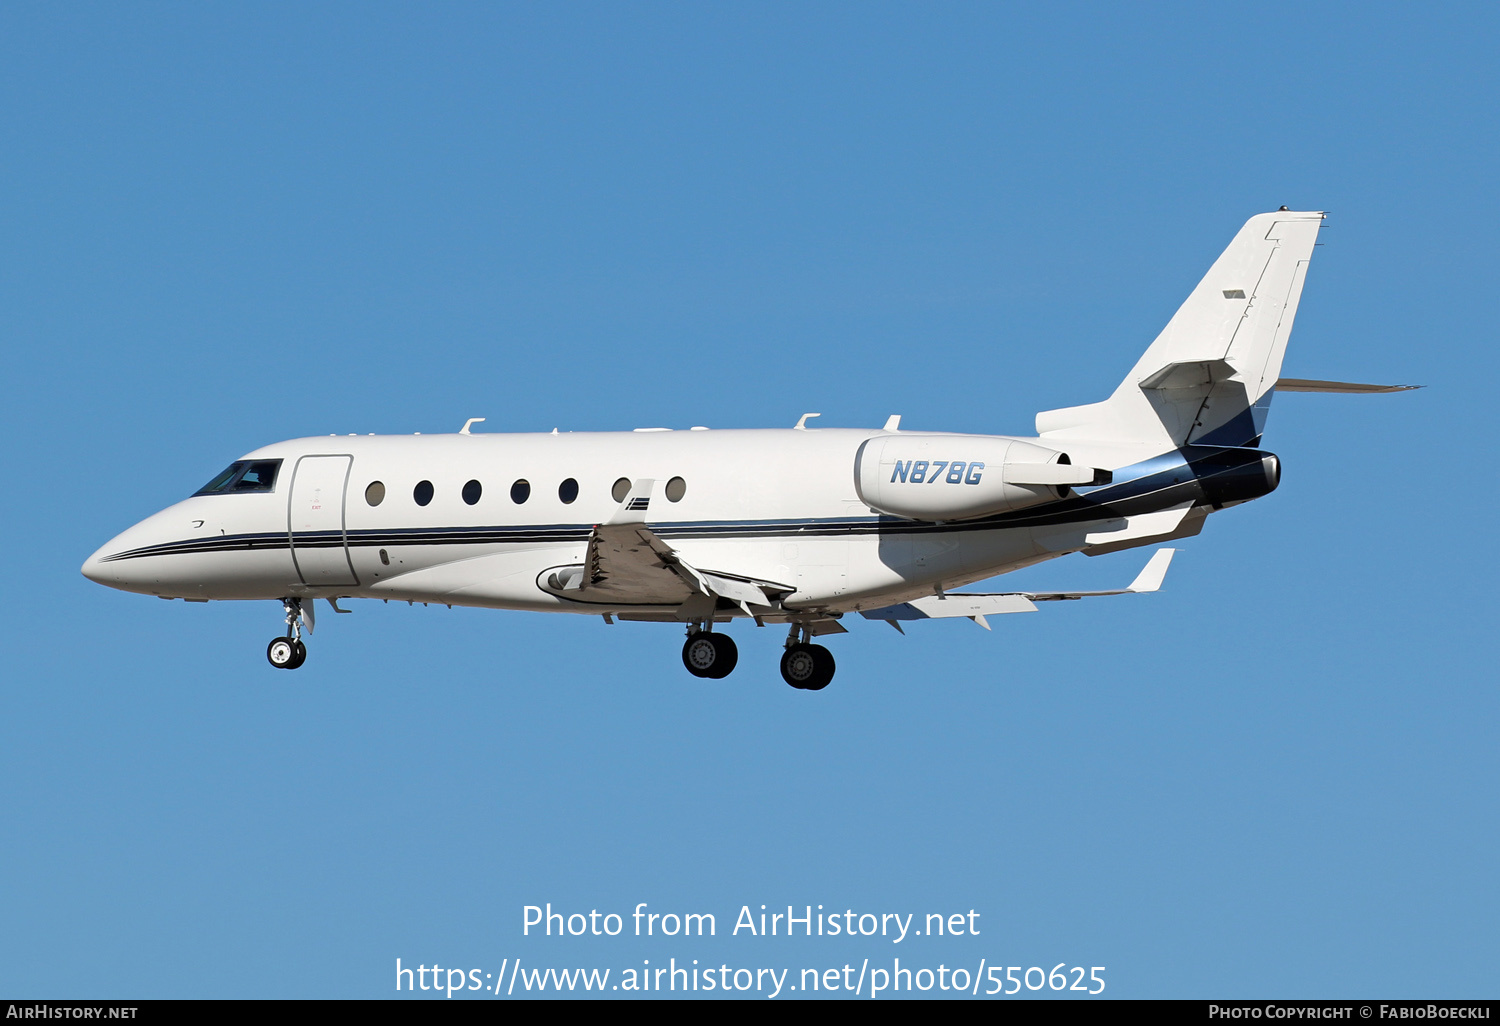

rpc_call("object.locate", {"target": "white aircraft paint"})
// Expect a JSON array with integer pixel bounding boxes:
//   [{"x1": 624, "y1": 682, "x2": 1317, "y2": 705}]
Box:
[{"x1": 81, "y1": 210, "x2": 1413, "y2": 687}]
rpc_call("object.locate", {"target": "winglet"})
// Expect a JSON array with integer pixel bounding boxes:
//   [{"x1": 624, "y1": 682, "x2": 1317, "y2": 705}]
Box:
[
  {"x1": 1127, "y1": 548, "x2": 1176, "y2": 593},
  {"x1": 605, "y1": 479, "x2": 656, "y2": 525}
]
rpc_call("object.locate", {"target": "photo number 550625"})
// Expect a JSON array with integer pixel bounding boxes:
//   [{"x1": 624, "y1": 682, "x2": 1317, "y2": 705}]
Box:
[{"x1": 987, "y1": 964, "x2": 1106, "y2": 995}]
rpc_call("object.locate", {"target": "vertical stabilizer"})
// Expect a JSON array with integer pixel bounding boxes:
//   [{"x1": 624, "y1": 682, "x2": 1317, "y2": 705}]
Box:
[{"x1": 1037, "y1": 210, "x2": 1325, "y2": 448}]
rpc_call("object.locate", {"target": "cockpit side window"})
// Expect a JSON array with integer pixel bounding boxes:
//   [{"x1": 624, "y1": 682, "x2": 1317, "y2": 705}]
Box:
[{"x1": 193, "y1": 459, "x2": 283, "y2": 496}]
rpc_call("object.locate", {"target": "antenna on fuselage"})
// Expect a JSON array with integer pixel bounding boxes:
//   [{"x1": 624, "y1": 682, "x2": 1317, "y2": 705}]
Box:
[
  {"x1": 459, "y1": 417, "x2": 486, "y2": 435},
  {"x1": 794, "y1": 412, "x2": 821, "y2": 430}
]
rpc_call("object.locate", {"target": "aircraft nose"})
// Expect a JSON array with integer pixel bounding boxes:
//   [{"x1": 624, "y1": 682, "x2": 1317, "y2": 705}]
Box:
[
  {"x1": 81, "y1": 531, "x2": 144, "y2": 591},
  {"x1": 81, "y1": 512, "x2": 176, "y2": 594},
  {"x1": 81, "y1": 546, "x2": 108, "y2": 584}
]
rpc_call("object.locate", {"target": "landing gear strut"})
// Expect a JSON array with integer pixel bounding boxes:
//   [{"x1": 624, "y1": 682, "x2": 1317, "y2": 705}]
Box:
[
  {"x1": 781, "y1": 624, "x2": 835, "y2": 691},
  {"x1": 267, "y1": 598, "x2": 308, "y2": 669},
  {"x1": 681, "y1": 624, "x2": 738, "y2": 679}
]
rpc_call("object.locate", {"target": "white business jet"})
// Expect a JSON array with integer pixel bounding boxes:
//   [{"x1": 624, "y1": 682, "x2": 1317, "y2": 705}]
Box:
[{"x1": 83, "y1": 210, "x2": 1413, "y2": 689}]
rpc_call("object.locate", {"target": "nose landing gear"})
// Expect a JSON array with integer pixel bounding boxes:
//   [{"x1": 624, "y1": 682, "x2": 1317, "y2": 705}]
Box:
[
  {"x1": 267, "y1": 598, "x2": 309, "y2": 670},
  {"x1": 267, "y1": 636, "x2": 306, "y2": 669}
]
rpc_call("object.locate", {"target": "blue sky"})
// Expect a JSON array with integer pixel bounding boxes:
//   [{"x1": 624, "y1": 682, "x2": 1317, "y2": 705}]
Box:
[{"x1": 3, "y1": 1, "x2": 1496, "y2": 998}]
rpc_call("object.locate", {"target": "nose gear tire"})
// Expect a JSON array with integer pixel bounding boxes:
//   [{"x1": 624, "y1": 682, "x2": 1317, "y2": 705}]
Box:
[{"x1": 268, "y1": 637, "x2": 299, "y2": 669}]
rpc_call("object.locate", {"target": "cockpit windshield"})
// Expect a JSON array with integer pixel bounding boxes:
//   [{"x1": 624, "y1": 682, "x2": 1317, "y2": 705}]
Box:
[{"x1": 193, "y1": 459, "x2": 282, "y2": 496}]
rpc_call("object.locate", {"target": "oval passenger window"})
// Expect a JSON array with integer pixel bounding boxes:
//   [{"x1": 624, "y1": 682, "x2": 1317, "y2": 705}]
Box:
[
  {"x1": 462, "y1": 479, "x2": 482, "y2": 505},
  {"x1": 611, "y1": 477, "x2": 631, "y2": 503},
  {"x1": 511, "y1": 479, "x2": 530, "y2": 504},
  {"x1": 414, "y1": 480, "x2": 434, "y2": 506},
  {"x1": 365, "y1": 481, "x2": 385, "y2": 506},
  {"x1": 666, "y1": 476, "x2": 687, "y2": 502},
  {"x1": 559, "y1": 478, "x2": 579, "y2": 504}
]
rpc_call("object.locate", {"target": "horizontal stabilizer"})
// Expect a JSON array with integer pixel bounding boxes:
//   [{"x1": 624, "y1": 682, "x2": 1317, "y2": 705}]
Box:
[
  {"x1": 860, "y1": 548, "x2": 1177, "y2": 625},
  {"x1": 1138, "y1": 358, "x2": 1237, "y2": 391},
  {"x1": 1275, "y1": 378, "x2": 1422, "y2": 393}
]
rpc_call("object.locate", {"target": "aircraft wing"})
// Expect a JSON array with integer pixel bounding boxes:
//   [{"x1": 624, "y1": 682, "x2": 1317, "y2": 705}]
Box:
[
  {"x1": 1023, "y1": 546, "x2": 1175, "y2": 599},
  {"x1": 571, "y1": 480, "x2": 778, "y2": 615},
  {"x1": 581, "y1": 520, "x2": 697, "y2": 605},
  {"x1": 861, "y1": 548, "x2": 1176, "y2": 630}
]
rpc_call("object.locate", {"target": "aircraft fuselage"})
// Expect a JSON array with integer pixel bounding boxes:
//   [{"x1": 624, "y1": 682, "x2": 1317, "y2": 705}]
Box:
[{"x1": 82, "y1": 426, "x2": 1273, "y2": 621}]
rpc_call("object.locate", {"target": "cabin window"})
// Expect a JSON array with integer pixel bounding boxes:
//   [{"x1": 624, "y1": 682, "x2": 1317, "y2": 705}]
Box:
[
  {"x1": 511, "y1": 479, "x2": 530, "y2": 504},
  {"x1": 193, "y1": 459, "x2": 282, "y2": 496},
  {"x1": 666, "y1": 476, "x2": 687, "y2": 502},
  {"x1": 612, "y1": 477, "x2": 631, "y2": 503},
  {"x1": 365, "y1": 481, "x2": 385, "y2": 506},
  {"x1": 462, "y1": 479, "x2": 482, "y2": 505},
  {"x1": 559, "y1": 478, "x2": 579, "y2": 504},
  {"x1": 414, "y1": 480, "x2": 434, "y2": 506}
]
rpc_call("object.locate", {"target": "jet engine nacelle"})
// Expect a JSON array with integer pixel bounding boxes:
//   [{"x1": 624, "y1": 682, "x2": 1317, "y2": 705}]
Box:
[{"x1": 854, "y1": 435, "x2": 1108, "y2": 521}]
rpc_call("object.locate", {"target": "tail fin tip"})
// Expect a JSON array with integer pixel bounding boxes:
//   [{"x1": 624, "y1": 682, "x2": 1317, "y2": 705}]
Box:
[{"x1": 1037, "y1": 210, "x2": 1326, "y2": 447}]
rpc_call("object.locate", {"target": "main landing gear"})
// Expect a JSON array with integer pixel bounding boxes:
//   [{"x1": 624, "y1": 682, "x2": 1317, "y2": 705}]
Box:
[
  {"x1": 681, "y1": 627, "x2": 738, "y2": 679},
  {"x1": 679, "y1": 622, "x2": 836, "y2": 690},
  {"x1": 780, "y1": 624, "x2": 835, "y2": 691},
  {"x1": 267, "y1": 598, "x2": 308, "y2": 670}
]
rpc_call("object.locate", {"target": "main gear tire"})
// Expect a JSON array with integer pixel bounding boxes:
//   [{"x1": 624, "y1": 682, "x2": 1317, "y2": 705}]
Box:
[
  {"x1": 781, "y1": 643, "x2": 835, "y2": 690},
  {"x1": 682, "y1": 632, "x2": 738, "y2": 679}
]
